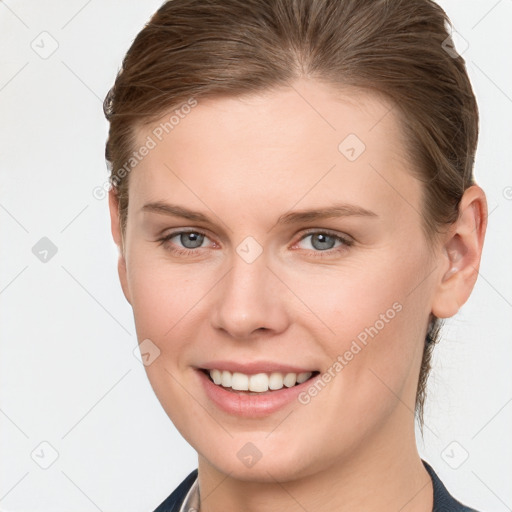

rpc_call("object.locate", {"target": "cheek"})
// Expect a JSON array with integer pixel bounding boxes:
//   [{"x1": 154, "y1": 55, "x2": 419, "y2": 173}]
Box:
[
  {"x1": 285, "y1": 251, "x2": 428, "y2": 350},
  {"x1": 284, "y1": 248, "x2": 430, "y2": 406},
  {"x1": 126, "y1": 256, "x2": 214, "y2": 436},
  {"x1": 127, "y1": 251, "x2": 214, "y2": 340}
]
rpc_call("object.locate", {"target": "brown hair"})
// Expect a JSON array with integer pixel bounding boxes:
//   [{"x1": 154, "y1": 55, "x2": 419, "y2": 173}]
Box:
[{"x1": 104, "y1": 0, "x2": 478, "y2": 429}]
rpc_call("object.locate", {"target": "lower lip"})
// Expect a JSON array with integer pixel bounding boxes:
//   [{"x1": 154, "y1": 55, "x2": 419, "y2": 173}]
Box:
[{"x1": 197, "y1": 369, "x2": 319, "y2": 418}]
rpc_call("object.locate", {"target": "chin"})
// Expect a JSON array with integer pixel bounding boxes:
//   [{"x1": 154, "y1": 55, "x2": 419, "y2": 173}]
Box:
[{"x1": 197, "y1": 436, "x2": 326, "y2": 483}]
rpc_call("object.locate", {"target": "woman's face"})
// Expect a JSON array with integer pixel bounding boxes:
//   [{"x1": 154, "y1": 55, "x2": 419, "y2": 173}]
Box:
[{"x1": 113, "y1": 79, "x2": 444, "y2": 481}]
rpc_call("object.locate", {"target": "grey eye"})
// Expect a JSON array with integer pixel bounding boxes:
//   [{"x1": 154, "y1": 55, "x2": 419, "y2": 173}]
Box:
[
  {"x1": 303, "y1": 233, "x2": 340, "y2": 251},
  {"x1": 179, "y1": 232, "x2": 205, "y2": 249},
  {"x1": 312, "y1": 233, "x2": 336, "y2": 250}
]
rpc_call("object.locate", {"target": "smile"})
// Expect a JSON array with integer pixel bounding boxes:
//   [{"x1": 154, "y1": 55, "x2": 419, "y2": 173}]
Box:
[
  {"x1": 196, "y1": 362, "x2": 322, "y2": 417},
  {"x1": 203, "y1": 369, "x2": 319, "y2": 393}
]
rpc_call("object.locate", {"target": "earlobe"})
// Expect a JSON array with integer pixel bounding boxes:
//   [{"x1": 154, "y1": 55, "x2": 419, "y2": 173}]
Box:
[
  {"x1": 431, "y1": 185, "x2": 487, "y2": 319},
  {"x1": 108, "y1": 189, "x2": 132, "y2": 305}
]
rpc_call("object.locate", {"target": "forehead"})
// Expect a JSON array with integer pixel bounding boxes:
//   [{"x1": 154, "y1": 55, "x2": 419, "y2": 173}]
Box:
[{"x1": 129, "y1": 79, "x2": 422, "y2": 225}]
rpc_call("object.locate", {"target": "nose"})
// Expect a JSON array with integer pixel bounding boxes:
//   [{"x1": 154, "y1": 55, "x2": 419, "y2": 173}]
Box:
[{"x1": 211, "y1": 250, "x2": 290, "y2": 340}]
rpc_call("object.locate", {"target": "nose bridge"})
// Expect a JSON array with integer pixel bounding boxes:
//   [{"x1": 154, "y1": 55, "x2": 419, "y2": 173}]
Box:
[{"x1": 212, "y1": 246, "x2": 289, "y2": 339}]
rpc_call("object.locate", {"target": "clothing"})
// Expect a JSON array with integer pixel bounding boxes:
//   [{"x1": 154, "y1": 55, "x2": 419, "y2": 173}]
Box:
[{"x1": 152, "y1": 459, "x2": 480, "y2": 512}]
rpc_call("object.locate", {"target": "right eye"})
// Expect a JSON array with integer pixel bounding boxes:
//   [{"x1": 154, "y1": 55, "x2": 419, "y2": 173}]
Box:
[{"x1": 157, "y1": 230, "x2": 216, "y2": 256}]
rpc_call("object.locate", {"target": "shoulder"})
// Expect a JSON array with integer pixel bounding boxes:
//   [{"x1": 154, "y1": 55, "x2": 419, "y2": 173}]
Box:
[
  {"x1": 422, "y1": 460, "x2": 481, "y2": 512},
  {"x1": 152, "y1": 469, "x2": 198, "y2": 512}
]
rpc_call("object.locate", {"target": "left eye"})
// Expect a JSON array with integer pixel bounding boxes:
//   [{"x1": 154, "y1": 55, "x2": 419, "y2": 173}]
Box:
[{"x1": 297, "y1": 232, "x2": 347, "y2": 251}]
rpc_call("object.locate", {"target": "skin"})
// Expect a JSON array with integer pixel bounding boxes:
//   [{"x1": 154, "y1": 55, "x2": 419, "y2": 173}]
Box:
[{"x1": 109, "y1": 78, "x2": 487, "y2": 512}]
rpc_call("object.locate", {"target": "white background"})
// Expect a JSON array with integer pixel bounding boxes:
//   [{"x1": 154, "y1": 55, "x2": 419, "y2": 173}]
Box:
[{"x1": 0, "y1": 1, "x2": 511, "y2": 511}]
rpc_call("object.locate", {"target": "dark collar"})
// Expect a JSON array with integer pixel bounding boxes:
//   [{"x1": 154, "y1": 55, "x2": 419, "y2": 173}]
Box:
[
  {"x1": 422, "y1": 459, "x2": 479, "y2": 511},
  {"x1": 153, "y1": 468, "x2": 198, "y2": 512}
]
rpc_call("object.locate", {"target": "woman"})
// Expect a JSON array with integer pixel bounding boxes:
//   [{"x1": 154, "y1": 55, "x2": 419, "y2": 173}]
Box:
[{"x1": 103, "y1": 0, "x2": 487, "y2": 510}]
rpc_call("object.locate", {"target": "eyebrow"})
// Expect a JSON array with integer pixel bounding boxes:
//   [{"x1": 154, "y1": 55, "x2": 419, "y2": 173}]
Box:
[{"x1": 142, "y1": 201, "x2": 378, "y2": 225}]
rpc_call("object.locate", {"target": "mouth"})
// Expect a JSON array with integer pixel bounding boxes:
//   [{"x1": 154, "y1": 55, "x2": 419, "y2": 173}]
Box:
[{"x1": 200, "y1": 368, "x2": 321, "y2": 395}]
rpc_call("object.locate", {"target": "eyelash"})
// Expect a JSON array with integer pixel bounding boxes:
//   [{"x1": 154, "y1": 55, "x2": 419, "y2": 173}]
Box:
[{"x1": 156, "y1": 229, "x2": 354, "y2": 259}]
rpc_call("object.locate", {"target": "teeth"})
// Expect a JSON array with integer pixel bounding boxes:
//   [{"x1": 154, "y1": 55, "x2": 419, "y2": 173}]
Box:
[
  {"x1": 231, "y1": 372, "x2": 249, "y2": 391},
  {"x1": 269, "y1": 372, "x2": 284, "y2": 390},
  {"x1": 248, "y1": 373, "x2": 269, "y2": 392},
  {"x1": 283, "y1": 372, "x2": 297, "y2": 387},
  {"x1": 208, "y1": 369, "x2": 313, "y2": 393},
  {"x1": 211, "y1": 369, "x2": 222, "y2": 385},
  {"x1": 296, "y1": 372, "x2": 311, "y2": 384},
  {"x1": 221, "y1": 370, "x2": 232, "y2": 387}
]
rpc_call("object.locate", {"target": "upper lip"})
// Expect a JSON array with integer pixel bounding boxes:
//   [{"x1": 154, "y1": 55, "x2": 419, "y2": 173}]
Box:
[{"x1": 198, "y1": 361, "x2": 317, "y2": 375}]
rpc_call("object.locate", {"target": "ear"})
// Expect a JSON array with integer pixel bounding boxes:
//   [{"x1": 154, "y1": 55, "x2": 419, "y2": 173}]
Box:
[
  {"x1": 431, "y1": 185, "x2": 487, "y2": 318},
  {"x1": 108, "y1": 189, "x2": 132, "y2": 305}
]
